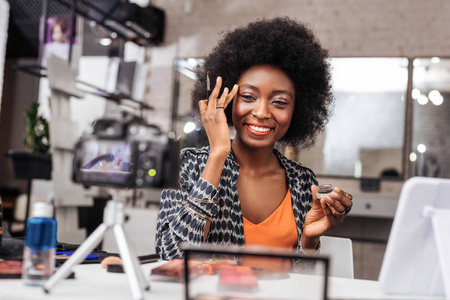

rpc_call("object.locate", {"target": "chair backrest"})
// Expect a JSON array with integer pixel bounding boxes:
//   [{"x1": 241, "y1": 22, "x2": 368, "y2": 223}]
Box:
[{"x1": 319, "y1": 235, "x2": 354, "y2": 279}]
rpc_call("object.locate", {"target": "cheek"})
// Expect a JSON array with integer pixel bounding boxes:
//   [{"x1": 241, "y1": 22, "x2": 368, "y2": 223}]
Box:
[
  {"x1": 277, "y1": 109, "x2": 294, "y2": 128},
  {"x1": 231, "y1": 100, "x2": 248, "y2": 123}
]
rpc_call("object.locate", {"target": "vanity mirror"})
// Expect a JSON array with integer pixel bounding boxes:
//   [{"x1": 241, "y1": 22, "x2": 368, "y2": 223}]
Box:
[
  {"x1": 410, "y1": 57, "x2": 450, "y2": 179},
  {"x1": 296, "y1": 57, "x2": 408, "y2": 179}
]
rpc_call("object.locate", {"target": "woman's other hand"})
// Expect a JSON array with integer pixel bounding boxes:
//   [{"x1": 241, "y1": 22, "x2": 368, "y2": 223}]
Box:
[
  {"x1": 198, "y1": 76, "x2": 238, "y2": 158},
  {"x1": 301, "y1": 185, "x2": 353, "y2": 250}
]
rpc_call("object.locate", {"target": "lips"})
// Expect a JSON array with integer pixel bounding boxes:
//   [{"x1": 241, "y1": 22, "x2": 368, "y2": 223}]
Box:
[{"x1": 245, "y1": 123, "x2": 273, "y2": 136}]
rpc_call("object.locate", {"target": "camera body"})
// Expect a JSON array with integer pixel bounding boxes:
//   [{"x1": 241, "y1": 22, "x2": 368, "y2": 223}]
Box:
[{"x1": 72, "y1": 116, "x2": 179, "y2": 189}]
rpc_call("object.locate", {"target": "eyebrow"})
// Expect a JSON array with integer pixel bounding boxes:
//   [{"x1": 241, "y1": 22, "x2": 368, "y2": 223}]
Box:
[{"x1": 240, "y1": 83, "x2": 294, "y2": 99}]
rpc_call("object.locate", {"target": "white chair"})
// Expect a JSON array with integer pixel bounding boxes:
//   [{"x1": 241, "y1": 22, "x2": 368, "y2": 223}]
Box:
[{"x1": 319, "y1": 235, "x2": 354, "y2": 279}]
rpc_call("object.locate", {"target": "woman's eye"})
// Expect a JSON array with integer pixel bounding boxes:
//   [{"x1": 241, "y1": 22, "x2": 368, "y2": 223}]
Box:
[
  {"x1": 272, "y1": 99, "x2": 288, "y2": 107},
  {"x1": 240, "y1": 94, "x2": 255, "y2": 101}
]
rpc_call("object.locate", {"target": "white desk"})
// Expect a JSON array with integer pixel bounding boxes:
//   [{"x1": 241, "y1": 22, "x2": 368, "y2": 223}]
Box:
[{"x1": 0, "y1": 262, "x2": 444, "y2": 300}]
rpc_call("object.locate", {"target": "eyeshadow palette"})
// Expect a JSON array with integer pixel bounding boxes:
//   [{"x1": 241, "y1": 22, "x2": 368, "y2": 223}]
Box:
[{"x1": 0, "y1": 260, "x2": 23, "y2": 279}]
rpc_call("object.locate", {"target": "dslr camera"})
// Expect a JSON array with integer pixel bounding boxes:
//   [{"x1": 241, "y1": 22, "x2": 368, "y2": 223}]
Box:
[{"x1": 72, "y1": 114, "x2": 179, "y2": 189}]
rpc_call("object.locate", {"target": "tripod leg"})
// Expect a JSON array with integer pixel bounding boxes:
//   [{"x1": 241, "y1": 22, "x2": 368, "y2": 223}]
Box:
[
  {"x1": 113, "y1": 224, "x2": 148, "y2": 300},
  {"x1": 114, "y1": 224, "x2": 150, "y2": 291},
  {"x1": 43, "y1": 223, "x2": 109, "y2": 293}
]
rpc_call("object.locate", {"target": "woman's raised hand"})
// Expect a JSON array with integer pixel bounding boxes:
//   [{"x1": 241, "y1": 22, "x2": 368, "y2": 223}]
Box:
[{"x1": 198, "y1": 76, "x2": 238, "y2": 157}]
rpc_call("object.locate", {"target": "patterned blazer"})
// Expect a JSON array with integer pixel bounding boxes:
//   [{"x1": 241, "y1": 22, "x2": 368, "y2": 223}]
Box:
[{"x1": 155, "y1": 146, "x2": 318, "y2": 260}]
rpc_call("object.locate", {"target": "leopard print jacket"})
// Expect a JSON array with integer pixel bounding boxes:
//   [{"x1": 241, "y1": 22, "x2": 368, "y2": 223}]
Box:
[{"x1": 155, "y1": 146, "x2": 318, "y2": 260}]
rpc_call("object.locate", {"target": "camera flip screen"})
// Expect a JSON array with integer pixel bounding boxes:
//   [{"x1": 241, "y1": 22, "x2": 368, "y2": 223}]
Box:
[{"x1": 77, "y1": 140, "x2": 134, "y2": 186}]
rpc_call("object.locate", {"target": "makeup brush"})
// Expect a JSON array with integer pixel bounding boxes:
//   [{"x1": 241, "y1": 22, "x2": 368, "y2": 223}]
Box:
[{"x1": 206, "y1": 71, "x2": 210, "y2": 101}]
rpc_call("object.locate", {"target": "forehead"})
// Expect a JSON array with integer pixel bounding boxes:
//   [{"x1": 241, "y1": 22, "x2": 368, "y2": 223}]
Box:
[{"x1": 237, "y1": 65, "x2": 295, "y2": 94}]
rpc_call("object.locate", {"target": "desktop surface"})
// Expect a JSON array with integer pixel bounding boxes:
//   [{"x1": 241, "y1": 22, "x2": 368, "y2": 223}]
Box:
[{"x1": 0, "y1": 261, "x2": 444, "y2": 300}]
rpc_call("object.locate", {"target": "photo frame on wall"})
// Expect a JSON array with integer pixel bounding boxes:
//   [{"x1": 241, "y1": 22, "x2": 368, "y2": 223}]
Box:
[{"x1": 41, "y1": 15, "x2": 81, "y2": 69}]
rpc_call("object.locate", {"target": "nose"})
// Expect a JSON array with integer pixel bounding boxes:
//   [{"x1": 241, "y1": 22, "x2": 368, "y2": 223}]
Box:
[{"x1": 251, "y1": 99, "x2": 271, "y2": 119}]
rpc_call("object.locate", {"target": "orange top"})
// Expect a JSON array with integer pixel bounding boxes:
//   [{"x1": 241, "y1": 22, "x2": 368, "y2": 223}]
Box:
[{"x1": 243, "y1": 189, "x2": 298, "y2": 249}]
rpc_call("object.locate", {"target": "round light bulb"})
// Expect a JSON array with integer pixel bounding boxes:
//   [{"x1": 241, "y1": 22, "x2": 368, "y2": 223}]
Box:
[
  {"x1": 99, "y1": 38, "x2": 112, "y2": 46},
  {"x1": 411, "y1": 88, "x2": 421, "y2": 100},
  {"x1": 431, "y1": 57, "x2": 441, "y2": 64},
  {"x1": 417, "y1": 94, "x2": 429, "y2": 105},
  {"x1": 417, "y1": 144, "x2": 426, "y2": 153},
  {"x1": 183, "y1": 121, "x2": 196, "y2": 134},
  {"x1": 432, "y1": 95, "x2": 444, "y2": 106},
  {"x1": 429, "y1": 90, "x2": 444, "y2": 106}
]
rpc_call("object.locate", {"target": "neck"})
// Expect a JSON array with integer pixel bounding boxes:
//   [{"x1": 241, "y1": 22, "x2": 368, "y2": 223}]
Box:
[{"x1": 231, "y1": 138, "x2": 278, "y2": 171}]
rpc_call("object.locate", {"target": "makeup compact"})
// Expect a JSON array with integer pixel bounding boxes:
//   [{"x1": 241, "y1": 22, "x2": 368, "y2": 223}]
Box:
[{"x1": 316, "y1": 184, "x2": 333, "y2": 199}]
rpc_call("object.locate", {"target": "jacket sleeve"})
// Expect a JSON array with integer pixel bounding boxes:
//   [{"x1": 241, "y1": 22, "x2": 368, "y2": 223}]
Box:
[{"x1": 155, "y1": 149, "x2": 220, "y2": 260}]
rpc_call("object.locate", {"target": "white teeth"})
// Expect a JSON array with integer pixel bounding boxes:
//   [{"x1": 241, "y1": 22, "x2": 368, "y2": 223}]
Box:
[{"x1": 248, "y1": 125, "x2": 271, "y2": 132}]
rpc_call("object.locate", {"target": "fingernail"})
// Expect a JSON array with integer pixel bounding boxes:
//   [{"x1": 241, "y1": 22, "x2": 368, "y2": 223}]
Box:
[
  {"x1": 335, "y1": 187, "x2": 341, "y2": 192},
  {"x1": 216, "y1": 76, "x2": 220, "y2": 82},
  {"x1": 233, "y1": 84, "x2": 238, "y2": 89}
]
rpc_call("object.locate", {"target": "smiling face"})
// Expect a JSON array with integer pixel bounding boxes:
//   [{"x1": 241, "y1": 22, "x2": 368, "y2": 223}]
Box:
[{"x1": 232, "y1": 64, "x2": 296, "y2": 150}]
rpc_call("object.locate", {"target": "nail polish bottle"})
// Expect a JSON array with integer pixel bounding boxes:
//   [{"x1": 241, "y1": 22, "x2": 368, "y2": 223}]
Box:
[{"x1": 22, "y1": 202, "x2": 57, "y2": 286}]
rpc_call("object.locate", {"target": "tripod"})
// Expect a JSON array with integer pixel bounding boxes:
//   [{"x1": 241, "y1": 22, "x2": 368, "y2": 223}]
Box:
[{"x1": 43, "y1": 190, "x2": 150, "y2": 300}]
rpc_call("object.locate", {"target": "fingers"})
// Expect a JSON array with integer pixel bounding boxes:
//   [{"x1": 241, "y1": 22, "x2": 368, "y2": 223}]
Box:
[
  {"x1": 198, "y1": 99, "x2": 208, "y2": 115},
  {"x1": 319, "y1": 197, "x2": 333, "y2": 217},
  {"x1": 311, "y1": 184, "x2": 318, "y2": 199},
  {"x1": 217, "y1": 86, "x2": 229, "y2": 109},
  {"x1": 310, "y1": 185, "x2": 321, "y2": 209},
  {"x1": 224, "y1": 84, "x2": 239, "y2": 107},
  {"x1": 214, "y1": 77, "x2": 238, "y2": 110},
  {"x1": 209, "y1": 76, "x2": 223, "y2": 109},
  {"x1": 199, "y1": 76, "x2": 238, "y2": 114},
  {"x1": 334, "y1": 187, "x2": 353, "y2": 213},
  {"x1": 324, "y1": 187, "x2": 353, "y2": 216}
]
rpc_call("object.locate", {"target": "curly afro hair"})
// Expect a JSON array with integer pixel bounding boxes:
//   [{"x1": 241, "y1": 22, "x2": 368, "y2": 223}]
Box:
[{"x1": 192, "y1": 17, "x2": 334, "y2": 149}]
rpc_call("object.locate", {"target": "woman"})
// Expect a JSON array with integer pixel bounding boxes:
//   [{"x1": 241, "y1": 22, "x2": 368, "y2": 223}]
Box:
[{"x1": 156, "y1": 17, "x2": 353, "y2": 260}]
